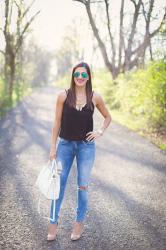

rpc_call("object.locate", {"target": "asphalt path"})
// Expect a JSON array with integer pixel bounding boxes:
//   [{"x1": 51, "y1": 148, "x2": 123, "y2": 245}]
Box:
[{"x1": 0, "y1": 86, "x2": 166, "y2": 250}]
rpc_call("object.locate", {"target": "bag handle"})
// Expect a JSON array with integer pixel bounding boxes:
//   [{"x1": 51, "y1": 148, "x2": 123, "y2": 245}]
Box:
[{"x1": 48, "y1": 159, "x2": 58, "y2": 174}]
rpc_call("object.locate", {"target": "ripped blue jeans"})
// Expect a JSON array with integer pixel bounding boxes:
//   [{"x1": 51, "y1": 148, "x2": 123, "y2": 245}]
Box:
[{"x1": 50, "y1": 137, "x2": 96, "y2": 224}]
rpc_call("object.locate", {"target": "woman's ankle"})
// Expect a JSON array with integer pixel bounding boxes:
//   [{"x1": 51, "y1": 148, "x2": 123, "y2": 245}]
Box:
[
  {"x1": 48, "y1": 223, "x2": 58, "y2": 233},
  {"x1": 49, "y1": 222, "x2": 58, "y2": 225}
]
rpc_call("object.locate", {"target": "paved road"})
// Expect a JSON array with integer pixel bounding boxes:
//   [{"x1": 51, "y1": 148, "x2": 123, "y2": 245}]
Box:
[{"x1": 0, "y1": 86, "x2": 166, "y2": 250}]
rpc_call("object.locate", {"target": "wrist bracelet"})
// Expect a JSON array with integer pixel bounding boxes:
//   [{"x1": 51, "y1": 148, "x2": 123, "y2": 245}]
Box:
[{"x1": 98, "y1": 129, "x2": 103, "y2": 136}]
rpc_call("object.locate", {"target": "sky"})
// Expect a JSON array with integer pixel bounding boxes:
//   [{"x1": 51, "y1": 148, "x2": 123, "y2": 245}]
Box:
[
  {"x1": 28, "y1": 0, "x2": 87, "y2": 50},
  {"x1": 0, "y1": 0, "x2": 86, "y2": 50}
]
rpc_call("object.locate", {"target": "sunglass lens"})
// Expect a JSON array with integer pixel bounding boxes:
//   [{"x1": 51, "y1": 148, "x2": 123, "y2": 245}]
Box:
[
  {"x1": 81, "y1": 72, "x2": 88, "y2": 78},
  {"x1": 73, "y1": 72, "x2": 80, "y2": 78}
]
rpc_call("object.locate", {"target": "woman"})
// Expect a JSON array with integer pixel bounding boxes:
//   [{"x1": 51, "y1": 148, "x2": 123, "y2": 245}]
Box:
[{"x1": 47, "y1": 62, "x2": 111, "y2": 241}]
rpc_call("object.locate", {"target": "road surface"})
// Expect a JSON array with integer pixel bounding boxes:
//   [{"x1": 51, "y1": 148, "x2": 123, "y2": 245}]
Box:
[{"x1": 0, "y1": 86, "x2": 166, "y2": 250}]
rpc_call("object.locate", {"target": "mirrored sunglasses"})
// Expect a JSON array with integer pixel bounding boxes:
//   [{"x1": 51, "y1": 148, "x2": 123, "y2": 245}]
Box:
[{"x1": 73, "y1": 71, "x2": 88, "y2": 79}]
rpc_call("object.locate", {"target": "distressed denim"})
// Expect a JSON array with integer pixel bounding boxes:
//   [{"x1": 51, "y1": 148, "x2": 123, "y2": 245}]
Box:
[{"x1": 50, "y1": 137, "x2": 96, "y2": 224}]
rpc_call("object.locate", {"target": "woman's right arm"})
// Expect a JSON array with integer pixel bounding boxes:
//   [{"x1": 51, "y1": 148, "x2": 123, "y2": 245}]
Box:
[{"x1": 49, "y1": 90, "x2": 67, "y2": 160}]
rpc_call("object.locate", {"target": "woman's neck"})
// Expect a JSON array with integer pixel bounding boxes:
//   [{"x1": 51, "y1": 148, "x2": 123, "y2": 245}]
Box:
[{"x1": 75, "y1": 87, "x2": 86, "y2": 97}]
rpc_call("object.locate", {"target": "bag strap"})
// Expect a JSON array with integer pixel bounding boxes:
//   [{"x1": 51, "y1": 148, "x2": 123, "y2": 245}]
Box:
[
  {"x1": 37, "y1": 159, "x2": 58, "y2": 222},
  {"x1": 37, "y1": 194, "x2": 56, "y2": 222}
]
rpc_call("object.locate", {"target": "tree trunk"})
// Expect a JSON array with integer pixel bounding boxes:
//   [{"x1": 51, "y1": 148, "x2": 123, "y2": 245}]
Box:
[
  {"x1": 85, "y1": 2, "x2": 117, "y2": 78},
  {"x1": 4, "y1": 47, "x2": 15, "y2": 101},
  {"x1": 9, "y1": 53, "x2": 15, "y2": 99},
  {"x1": 118, "y1": 0, "x2": 125, "y2": 70}
]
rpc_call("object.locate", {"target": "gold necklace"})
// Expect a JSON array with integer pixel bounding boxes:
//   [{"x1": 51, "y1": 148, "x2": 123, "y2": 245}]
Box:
[
  {"x1": 75, "y1": 100, "x2": 86, "y2": 111},
  {"x1": 75, "y1": 94, "x2": 87, "y2": 110}
]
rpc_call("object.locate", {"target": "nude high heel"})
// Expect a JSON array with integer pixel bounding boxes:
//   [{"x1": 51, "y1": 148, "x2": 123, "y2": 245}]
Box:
[
  {"x1": 47, "y1": 223, "x2": 58, "y2": 241},
  {"x1": 71, "y1": 222, "x2": 84, "y2": 241}
]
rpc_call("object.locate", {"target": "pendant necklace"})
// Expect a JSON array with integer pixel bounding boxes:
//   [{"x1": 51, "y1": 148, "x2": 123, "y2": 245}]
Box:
[{"x1": 76, "y1": 96, "x2": 86, "y2": 111}]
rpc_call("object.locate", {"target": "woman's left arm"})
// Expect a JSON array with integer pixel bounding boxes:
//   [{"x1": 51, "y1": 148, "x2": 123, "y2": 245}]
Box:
[{"x1": 86, "y1": 93, "x2": 112, "y2": 141}]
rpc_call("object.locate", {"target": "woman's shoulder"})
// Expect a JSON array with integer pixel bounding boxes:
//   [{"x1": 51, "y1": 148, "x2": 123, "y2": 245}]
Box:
[
  {"x1": 57, "y1": 89, "x2": 68, "y2": 103},
  {"x1": 92, "y1": 91, "x2": 103, "y2": 106}
]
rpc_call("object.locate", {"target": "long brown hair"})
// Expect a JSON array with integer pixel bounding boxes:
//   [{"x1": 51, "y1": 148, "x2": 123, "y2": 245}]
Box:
[{"x1": 66, "y1": 62, "x2": 94, "y2": 110}]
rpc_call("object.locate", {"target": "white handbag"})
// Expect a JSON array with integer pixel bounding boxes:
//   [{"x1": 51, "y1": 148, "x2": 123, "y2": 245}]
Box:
[
  {"x1": 35, "y1": 159, "x2": 61, "y2": 200},
  {"x1": 35, "y1": 159, "x2": 62, "y2": 221}
]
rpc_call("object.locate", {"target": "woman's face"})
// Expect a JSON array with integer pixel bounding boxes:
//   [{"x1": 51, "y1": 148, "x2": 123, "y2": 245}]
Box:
[{"x1": 73, "y1": 67, "x2": 89, "y2": 87}]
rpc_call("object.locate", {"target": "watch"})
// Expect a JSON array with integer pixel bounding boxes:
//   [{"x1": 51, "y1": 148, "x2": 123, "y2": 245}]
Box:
[{"x1": 98, "y1": 129, "x2": 103, "y2": 136}]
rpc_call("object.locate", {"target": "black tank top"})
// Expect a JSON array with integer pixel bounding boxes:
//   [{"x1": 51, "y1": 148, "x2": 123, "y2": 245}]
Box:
[{"x1": 59, "y1": 89, "x2": 95, "y2": 141}]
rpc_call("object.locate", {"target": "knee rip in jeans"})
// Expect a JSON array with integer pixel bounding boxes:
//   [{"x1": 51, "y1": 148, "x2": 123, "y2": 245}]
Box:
[{"x1": 78, "y1": 185, "x2": 88, "y2": 191}]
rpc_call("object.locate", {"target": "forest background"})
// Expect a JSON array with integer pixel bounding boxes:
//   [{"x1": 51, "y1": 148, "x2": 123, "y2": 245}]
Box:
[{"x1": 0, "y1": 0, "x2": 165, "y2": 149}]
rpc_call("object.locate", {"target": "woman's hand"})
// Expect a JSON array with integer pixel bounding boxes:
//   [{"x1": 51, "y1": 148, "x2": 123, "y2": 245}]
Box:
[
  {"x1": 86, "y1": 130, "x2": 103, "y2": 141},
  {"x1": 49, "y1": 148, "x2": 57, "y2": 161}
]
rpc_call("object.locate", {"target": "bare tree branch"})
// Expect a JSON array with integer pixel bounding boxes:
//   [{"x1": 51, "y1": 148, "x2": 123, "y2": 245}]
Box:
[
  {"x1": 140, "y1": 0, "x2": 148, "y2": 23},
  {"x1": 13, "y1": 0, "x2": 19, "y2": 9},
  {"x1": 0, "y1": 49, "x2": 5, "y2": 55},
  {"x1": 21, "y1": 0, "x2": 36, "y2": 21},
  {"x1": 4, "y1": 0, "x2": 10, "y2": 37},
  {"x1": 85, "y1": 1, "x2": 113, "y2": 73},
  {"x1": 149, "y1": 41, "x2": 153, "y2": 61},
  {"x1": 130, "y1": 0, "x2": 137, "y2": 9},
  {"x1": 118, "y1": 0, "x2": 125, "y2": 69},
  {"x1": 104, "y1": 0, "x2": 116, "y2": 68},
  {"x1": 73, "y1": 0, "x2": 105, "y2": 5},
  {"x1": 136, "y1": 0, "x2": 155, "y2": 63},
  {"x1": 143, "y1": 0, "x2": 154, "y2": 34},
  {"x1": 147, "y1": 0, "x2": 154, "y2": 23},
  {"x1": 127, "y1": 0, "x2": 141, "y2": 52},
  {"x1": 125, "y1": 0, "x2": 142, "y2": 70},
  {"x1": 9, "y1": 0, "x2": 13, "y2": 25},
  {"x1": 132, "y1": 8, "x2": 166, "y2": 56},
  {"x1": 90, "y1": 1, "x2": 105, "y2": 3},
  {"x1": 73, "y1": 0, "x2": 105, "y2": 3},
  {"x1": 15, "y1": 10, "x2": 40, "y2": 53},
  {"x1": 73, "y1": 0, "x2": 87, "y2": 4},
  {"x1": 128, "y1": 56, "x2": 139, "y2": 70},
  {"x1": 150, "y1": 8, "x2": 166, "y2": 37}
]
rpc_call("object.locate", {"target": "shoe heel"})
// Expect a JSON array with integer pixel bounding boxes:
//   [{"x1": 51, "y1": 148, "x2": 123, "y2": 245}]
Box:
[{"x1": 47, "y1": 234, "x2": 56, "y2": 241}]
